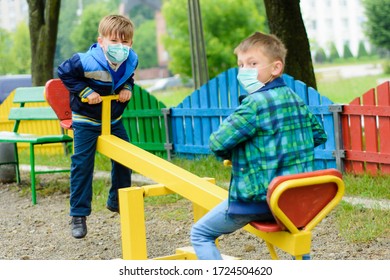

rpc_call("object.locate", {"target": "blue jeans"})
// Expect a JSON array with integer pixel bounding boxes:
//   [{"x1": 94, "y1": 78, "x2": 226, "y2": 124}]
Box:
[
  {"x1": 190, "y1": 199, "x2": 273, "y2": 260},
  {"x1": 69, "y1": 121, "x2": 132, "y2": 216}
]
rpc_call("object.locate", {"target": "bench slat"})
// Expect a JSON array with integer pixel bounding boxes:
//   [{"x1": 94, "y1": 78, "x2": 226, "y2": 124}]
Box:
[
  {"x1": 9, "y1": 107, "x2": 58, "y2": 120},
  {"x1": 0, "y1": 131, "x2": 73, "y2": 144},
  {"x1": 13, "y1": 87, "x2": 46, "y2": 103}
]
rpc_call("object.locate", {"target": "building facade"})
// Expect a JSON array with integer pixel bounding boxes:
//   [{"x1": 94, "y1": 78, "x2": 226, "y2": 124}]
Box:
[
  {"x1": 300, "y1": 0, "x2": 371, "y2": 58},
  {"x1": 0, "y1": 0, "x2": 28, "y2": 32}
]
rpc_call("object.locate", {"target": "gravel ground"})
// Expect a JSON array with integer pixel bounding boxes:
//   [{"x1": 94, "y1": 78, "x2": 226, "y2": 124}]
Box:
[{"x1": 1, "y1": 177, "x2": 389, "y2": 260}]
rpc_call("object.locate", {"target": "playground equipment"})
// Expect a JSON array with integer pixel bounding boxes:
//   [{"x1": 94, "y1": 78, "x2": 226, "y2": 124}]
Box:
[{"x1": 45, "y1": 79, "x2": 345, "y2": 260}]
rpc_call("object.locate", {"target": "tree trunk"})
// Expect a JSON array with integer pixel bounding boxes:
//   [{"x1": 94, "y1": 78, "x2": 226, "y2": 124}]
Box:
[
  {"x1": 27, "y1": 0, "x2": 61, "y2": 86},
  {"x1": 263, "y1": 0, "x2": 317, "y2": 89}
]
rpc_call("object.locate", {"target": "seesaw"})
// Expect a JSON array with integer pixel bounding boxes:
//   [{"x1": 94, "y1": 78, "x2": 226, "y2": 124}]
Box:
[{"x1": 45, "y1": 78, "x2": 345, "y2": 260}]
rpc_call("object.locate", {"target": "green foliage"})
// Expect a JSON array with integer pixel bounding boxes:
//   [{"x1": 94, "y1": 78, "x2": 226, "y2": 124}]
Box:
[
  {"x1": 56, "y1": 0, "x2": 83, "y2": 66},
  {"x1": 162, "y1": 0, "x2": 266, "y2": 79},
  {"x1": 363, "y1": 0, "x2": 390, "y2": 51},
  {"x1": 128, "y1": 3, "x2": 155, "y2": 27},
  {"x1": 0, "y1": 28, "x2": 12, "y2": 74},
  {"x1": 56, "y1": 0, "x2": 119, "y2": 69},
  {"x1": 342, "y1": 43, "x2": 353, "y2": 59},
  {"x1": 0, "y1": 23, "x2": 30, "y2": 75},
  {"x1": 70, "y1": 3, "x2": 112, "y2": 52},
  {"x1": 11, "y1": 22, "x2": 31, "y2": 74},
  {"x1": 328, "y1": 42, "x2": 340, "y2": 61},
  {"x1": 314, "y1": 47, "x2": 327, "y2": 63},
  {"x1": 357, "y1": 41, "x2": 369, "y2": 57},
  {"x1": 383, "y1": 60, "x2": 390, "y2": 74},
  {"x1": 133, "y1": 20, "x2": 158, "y2": 69}
]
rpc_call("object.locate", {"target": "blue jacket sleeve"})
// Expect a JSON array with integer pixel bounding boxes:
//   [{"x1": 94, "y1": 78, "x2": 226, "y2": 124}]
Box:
[{"x1": 57, "y1": 54, "x2": 92, "y2": 97}]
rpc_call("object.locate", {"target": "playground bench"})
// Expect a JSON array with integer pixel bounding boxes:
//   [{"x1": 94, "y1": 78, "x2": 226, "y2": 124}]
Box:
[{"x1": 0, "y1": 86, "x2": 73, "y2": 205}]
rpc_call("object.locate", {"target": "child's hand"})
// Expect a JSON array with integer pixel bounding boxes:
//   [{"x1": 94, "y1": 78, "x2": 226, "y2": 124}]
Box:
[
  {"x1": 118, "y1": 89, "x2": 132, "y2": 103},
  {"x1": 84, "y1": 92, "x2": 102, "y2": 104}
]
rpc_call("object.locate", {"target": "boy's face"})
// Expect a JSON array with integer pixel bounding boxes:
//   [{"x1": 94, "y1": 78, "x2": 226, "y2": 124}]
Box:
[{"x1": 237, "y1": 48, "x2": 281, "y2": 84}]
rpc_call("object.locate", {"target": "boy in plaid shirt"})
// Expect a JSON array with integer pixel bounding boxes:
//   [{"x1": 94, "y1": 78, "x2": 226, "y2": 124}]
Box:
[{"x1": 190, "y1": 32, "x2": 327, "y2": 259}]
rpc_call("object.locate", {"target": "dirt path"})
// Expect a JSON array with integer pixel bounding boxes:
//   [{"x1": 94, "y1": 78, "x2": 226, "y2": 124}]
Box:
[{"x1": 1, "y1": 182, "x2": 389, "y2": 260}]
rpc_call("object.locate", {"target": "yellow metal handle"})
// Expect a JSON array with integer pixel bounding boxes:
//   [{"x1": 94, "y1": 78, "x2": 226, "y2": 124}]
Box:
[
  {"x1": 81, "y1": 95, "x2": 119, "y2": 103},
  {"x1": 223, "y1": 160, "x2": 232, "y2": 167},
  {"x1": 100, "y1": 95, "x2": 119, "y2": 135}
]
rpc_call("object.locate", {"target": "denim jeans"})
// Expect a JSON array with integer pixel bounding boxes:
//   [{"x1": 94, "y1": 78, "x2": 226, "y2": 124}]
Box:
[
  {"x1": 69, "y1": 120, "x2": 131, "y2": 216},
  {"x1": 190, "y1": 199, "x2": 273, "y2": 260}
]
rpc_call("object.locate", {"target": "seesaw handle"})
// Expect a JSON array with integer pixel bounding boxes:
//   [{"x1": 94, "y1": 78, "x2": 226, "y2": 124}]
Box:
[{"x1": 81, "y1": 95, "x2": 119, "y2": 103}]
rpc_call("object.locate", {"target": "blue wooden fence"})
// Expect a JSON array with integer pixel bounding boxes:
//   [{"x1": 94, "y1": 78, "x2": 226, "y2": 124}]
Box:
[{"x1": 169, "y1": 68, "x2": 337, "y2": 170}]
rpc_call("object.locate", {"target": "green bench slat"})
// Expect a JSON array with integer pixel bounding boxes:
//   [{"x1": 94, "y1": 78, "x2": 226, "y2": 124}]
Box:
[
  {"x1": 12, "y1": 87, "x2": 46, "y2": 103},
  {"x1": 9, "y1": 107, "x2": 58, "y2": 120},
  {"x1": 0, "y1": 132, "x2": 73, "y2": 144}
]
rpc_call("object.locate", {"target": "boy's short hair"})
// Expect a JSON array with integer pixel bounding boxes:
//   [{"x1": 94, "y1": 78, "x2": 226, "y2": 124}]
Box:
[
  {"x1": 234, "y1": 32, "x2": 287, "y2": 65},
  {"x1": 98, "y1": 15, "x2": 134, "y2": 41}
]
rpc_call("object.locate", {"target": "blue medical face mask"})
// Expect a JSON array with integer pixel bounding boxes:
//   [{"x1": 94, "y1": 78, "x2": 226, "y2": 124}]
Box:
[
  {"x1": 105, "y1": 43, "x2": 130, "y2": 64},
  {"x1": 237, "y1": 68, "x2": 264, "y2": 94}
]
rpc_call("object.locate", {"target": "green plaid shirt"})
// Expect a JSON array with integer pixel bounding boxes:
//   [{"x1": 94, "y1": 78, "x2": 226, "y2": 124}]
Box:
[{"x1": 209, "y1": 78, "x2": 327, "y2": 214}]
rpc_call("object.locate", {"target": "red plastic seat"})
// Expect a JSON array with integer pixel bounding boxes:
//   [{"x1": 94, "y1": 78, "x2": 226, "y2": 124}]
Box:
[
  {"x1": 45, "y1": 79, "x2": 72, "y2": 130},
  {"x1": 247, "y1": 168, "x2": 344, "y2": 259},
  {"x1": 250, "y1": 169, "x2": 342, "y2": 233}
]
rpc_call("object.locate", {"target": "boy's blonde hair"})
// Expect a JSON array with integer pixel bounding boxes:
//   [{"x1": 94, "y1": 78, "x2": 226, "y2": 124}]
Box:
[
  {"x1": 98, "y1": 15, "x2": 134, "y2": 41},
  {"x1": 234, "y1": 32, "x2": 287, "y2": 65}
]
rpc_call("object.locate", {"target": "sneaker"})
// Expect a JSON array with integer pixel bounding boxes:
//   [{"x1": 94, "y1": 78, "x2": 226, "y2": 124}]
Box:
[
  {"x1": 106, "y1": 205, "x2": 119, "y2": 214},
  {"x1": 70, "y1": 216, "x2": 87, "y2": 239}
]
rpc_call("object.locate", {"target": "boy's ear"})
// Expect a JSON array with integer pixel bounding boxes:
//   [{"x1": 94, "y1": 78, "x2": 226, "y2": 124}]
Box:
[
  {"x1": 97, "y1": 36, "x2": 103, "y2": 47},
  {"x1": 271, "y1": 61, "x2": 284, "y2": 76}
]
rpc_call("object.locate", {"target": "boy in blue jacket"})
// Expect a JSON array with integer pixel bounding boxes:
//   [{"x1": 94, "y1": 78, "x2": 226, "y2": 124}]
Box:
[
  {"x1": 58, "y1": 15, "x2": 138, "y2": 239},
  {"x1": 190, "y1": 32, "x2": 327, "y2": 259}
]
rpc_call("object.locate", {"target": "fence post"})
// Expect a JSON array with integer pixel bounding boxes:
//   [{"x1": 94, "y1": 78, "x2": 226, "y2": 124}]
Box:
[
  {"x1": 162, "y1": 108, "x2": 173, "y2": 161},
  {"x1": 329, "y1": 104, "x2": 345, "y2": 172}
]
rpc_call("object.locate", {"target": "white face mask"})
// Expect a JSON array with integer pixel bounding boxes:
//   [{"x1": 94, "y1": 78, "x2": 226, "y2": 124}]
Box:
[
  {"x1": 105, "y1": 43, "x2": 130, "y2": 64},
  {"x1": 237, "y1": 63, "x2": 274, "y2": 94},
  {"x1": 237, "y1": 68, "x2": 264, "y2": 93}
]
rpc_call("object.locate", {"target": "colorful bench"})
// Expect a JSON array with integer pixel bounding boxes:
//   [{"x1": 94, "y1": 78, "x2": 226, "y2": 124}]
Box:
[{"x1": 0, "y1": 86, "x2": 73, "y2": 205}]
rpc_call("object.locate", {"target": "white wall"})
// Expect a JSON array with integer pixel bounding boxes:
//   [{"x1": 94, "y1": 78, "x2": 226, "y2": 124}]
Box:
[{"x1": 300, "y1": 0, "x2": 371, "y2": 58}]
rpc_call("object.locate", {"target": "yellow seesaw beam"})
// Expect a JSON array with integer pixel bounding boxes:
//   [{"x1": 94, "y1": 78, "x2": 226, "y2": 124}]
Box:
[
  {"x1": 97, "y1": 135, "x2": 227, "y2": 209},
  {"x1": 97, "y1": 94, "x2": 227, "y2": 209},
  {"x1": 95, "y1": 96, "x2": 312, "y2": 260}
]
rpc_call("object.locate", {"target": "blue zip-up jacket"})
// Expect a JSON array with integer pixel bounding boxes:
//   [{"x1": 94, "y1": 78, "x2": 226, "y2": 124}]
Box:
[
  {"x1": 209, "y1": 77, "x2": 327, "y2": 215},
  {"x1": 57, "y1": 43, "x2": 138, "y2": 122}
]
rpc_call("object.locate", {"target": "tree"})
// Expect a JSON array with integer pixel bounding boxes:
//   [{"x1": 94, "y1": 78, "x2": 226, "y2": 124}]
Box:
[
  {"x1": 27, "y1": 0, "x2": 61, "y2": 86},
  {"x1": 10, "y1": 22, "x2": 31, "y2": 74},
  {"x1": 128, "y1": 2, "x2": 158, "y2": 69},
  {"x1": 162, "y1": 0, "x2": 266, "y2": 79},
  {"x1": 314, "y1": 47, "x2": 327, "y2": 64},
  {"x1": 342, "y1": 42, "x2": 353, "y2": 59},
  {"x1": 357, "y1": 41, "x2": 369, "y2": 57},
  {"x1": 133, "y1": 20, "x2": 158, "y2": 69},
  {"x1": 70, "y1": 3, "x2": 112, "y2": 52},
  {"x1": 328, "y1": 42, "x2": 340, "y2": 61},
  {"x1": 263, "y1": 0, "x2": 317, "y2": 89},
  {"x1": 0, "y1": 28, "x2": 13, "y2": 74},
  {"x1": 363, "y1": 0, "x2": 390, "y2": 52}
]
